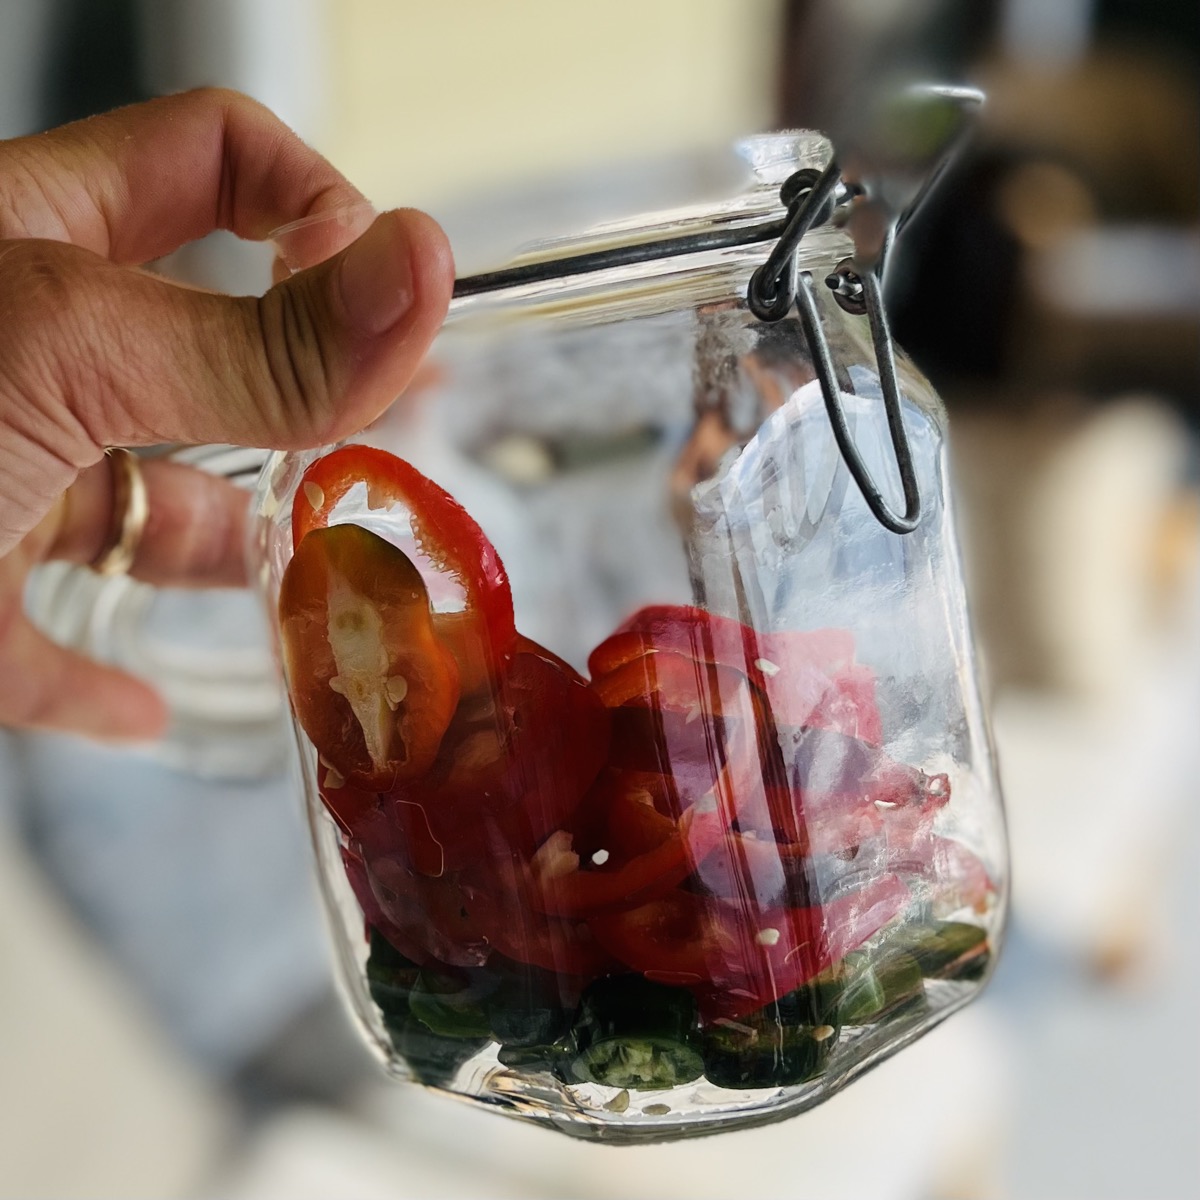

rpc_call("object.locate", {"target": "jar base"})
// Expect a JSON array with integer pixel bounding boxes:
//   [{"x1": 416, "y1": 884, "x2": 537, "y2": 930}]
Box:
[{"x1": 376, "y1": 977, "x2": 985, "y2": 1145}]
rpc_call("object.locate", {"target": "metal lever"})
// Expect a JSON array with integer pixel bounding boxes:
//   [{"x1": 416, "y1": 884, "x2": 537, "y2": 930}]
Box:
[
  {"x1": 795, "y1": 259, "x2": 921, "y2": 535},
  {"x1": 748, "y1": 172, "x2": 922, "y2": 535}
]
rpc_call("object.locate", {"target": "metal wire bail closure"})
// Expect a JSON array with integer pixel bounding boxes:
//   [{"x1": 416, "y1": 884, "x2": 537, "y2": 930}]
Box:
[
  {"x1": 793, "y1": 262, "x2": 921, "y2": 535},
  {"x1": 750, "y1": 165, "x2": 922, "y2": 535}
]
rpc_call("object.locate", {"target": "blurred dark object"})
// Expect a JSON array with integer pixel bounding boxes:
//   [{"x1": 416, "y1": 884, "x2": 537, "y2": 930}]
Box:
[
  {"x1": 778, "y1": 1, "x2": 1000, "y2": 143},
  {"x1": 774, "y1": 2, "x2": 997, "y2": 275},
  {"x1": 39, "y1": 0, "x2": 147, "y2": 130},
  {"x1": 0, "y1": 0, "x2": 147, "y2": 140},
  {"x1": 1094, "y1": 0, "x2": 1200, "y2": 70},
  {"x1": 889, "y1": 49, "x2": 1199, "y2": 413},
  {"x1": 778, "y1": 2, "x2": 1200, "y2": 421}
]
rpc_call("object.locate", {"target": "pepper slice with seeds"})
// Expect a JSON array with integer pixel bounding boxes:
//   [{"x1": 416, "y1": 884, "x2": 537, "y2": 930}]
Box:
[
  {"x1": 279, "y1": 523, "x2": 460, "y2": 788},
  {"x1": 292, "y1": 445, "x2": 517, "y2": 692}
]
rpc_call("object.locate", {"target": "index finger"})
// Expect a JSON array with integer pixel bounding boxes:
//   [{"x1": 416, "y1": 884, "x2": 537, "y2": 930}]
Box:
[{"x1": 0, "y1": 88, "x2": 367, "y2": 265}]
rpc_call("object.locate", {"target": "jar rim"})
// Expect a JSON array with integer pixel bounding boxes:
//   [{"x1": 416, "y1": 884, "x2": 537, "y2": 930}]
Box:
[
  {"x1": 445, "y1": 131, "x2": 849, "y2": 326},
  {"x1": 512, "y1": 131, "x2": 832, "y2": 265}
]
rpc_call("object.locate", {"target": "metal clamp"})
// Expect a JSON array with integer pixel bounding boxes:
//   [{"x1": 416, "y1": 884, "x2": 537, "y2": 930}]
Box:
[
  {"x1": 748, "y1": 171, "x2": 921, "y2": 535},
  {"x1": 795, "y1": 246, "x2": 921, "y2": 535},
  {"x1": 746, "y1": 160, "x2": 844, "y2": 320}
]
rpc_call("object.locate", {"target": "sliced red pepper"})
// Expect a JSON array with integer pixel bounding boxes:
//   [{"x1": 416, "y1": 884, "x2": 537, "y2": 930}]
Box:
[
  {"x1": 587, "y1": 887, "x2": 718, "y2": 986},
  {"x1": 577, "y1": 717, "x2": 813, "y2": 911},
  {"x1": 606, "y1": 706, "x2": 733, "y2": 804},
  {"x1": 279, "y1": 524, "x2": 461, "y2": 789},
  {"x1": 527, "y1": 818, "x2": 692, "y2": 919},
  {"x1": 593, "y1": 649, "x2": 762, "y2": 816},
  {"x1": 485, "y1": 638, "x2": 610, "y2": 845},
  {"x1": 525, "y1": 770, "x2": 739, "y2": 919},
  {"x1": 884, "y1": 831, "x2": 994, "y2": 917},
  {"x1": 292, "y1": 446, "x2": 517, "y2": 689},
  {"x1": 316, "y1": 775, "x2": 381, "y2": 839},
  {"x1": 582, "y1": 769, "x2": 683, "y2": 861},
  {"x1": 592, "y1": 649, "x2": 748, "y2": 716},
  {"x1": 381, "y1": 641, "x2": 610, "y2": 876},
  {"x1": 590, "y1": 605, "x2": 854, "y2": 683},
  {"x1": 357, "y1": 846, "x2": 493, "y2": 968},
  {"x1": 352, "y1": 833, "x2": 614, "y2": 977},
  {"x1": 733, "y1": 729, "x2": 953, "y2": 865},
  {"x1": 588, "y1": 605, "x2": 766, "y2": 680},
  {"x1": 511, "y1": 633, "x2": 587, "y2": 683},
  {"x1": 529, "y1": 678, "x2": 764, "y2": 918},
  {"x1": 460, "y1": 857, "x2": 619, "y2": 978},
  {"x1": 428, "y1": 609, "x2": 499, "y2": 698},
  {"x1": 590, "y1": 605, "x2": 881, "y2": 745},
  {"x1": 597, "y1": 663, "x2": 794, "y2": 893},
  {"x1": 341, "y1": 846, "x2": 432, "y2": 966},
  {"x1": 590, "y1": 872, "x2": 913, "y2": 1016}
]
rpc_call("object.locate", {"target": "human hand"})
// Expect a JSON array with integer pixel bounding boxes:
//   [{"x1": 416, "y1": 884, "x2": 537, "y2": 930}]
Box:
[{"x1": 0, "y1": 89, "x2": 454, "y2": 740}]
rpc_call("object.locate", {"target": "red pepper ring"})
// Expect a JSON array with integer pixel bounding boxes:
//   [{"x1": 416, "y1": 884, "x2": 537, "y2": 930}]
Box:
[
  {"x1": 463, "y1": 856, "x2": 620, "y2": 978},
  {"x1": 525, "y1": 821, "x2": 691, "y2": 920},
  {"x1": 381, "y1": 642, "x2": 610, "y2": 877},
  {"x1": 590, "y1": 649, "x2": 758, "y2": 807},
  {"x1": 590, "y1": 605, "x2": 882, "y2": 745},
  {"x1": 591, "y1": 648, "x2": 749, "y2": 718},
  {"x1": 590, "y1": 604, "x2": 855, "y2": 689},
  {"x1": 593, "y1": 648, "x2": 780, "y2": 840},
  {"x1": 590, "y1": 872, "x2": 914, "y2": 1018},
  {"x1": 528, "y1": 678, "x2": 764, "y2": 918},
  {"x1": 292, "y1": 446, "x2": 517, "y2": 688}
]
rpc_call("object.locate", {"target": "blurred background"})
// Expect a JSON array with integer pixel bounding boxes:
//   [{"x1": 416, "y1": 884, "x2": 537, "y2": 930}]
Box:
[{"x1": 0, "y1": 1, "x2": 1197, "y2": 1197}]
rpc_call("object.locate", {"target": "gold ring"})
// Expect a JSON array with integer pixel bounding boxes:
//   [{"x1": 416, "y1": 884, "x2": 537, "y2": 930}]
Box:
[{"x1": 90, "y1": 447, "x2": 149, "y2": 576}]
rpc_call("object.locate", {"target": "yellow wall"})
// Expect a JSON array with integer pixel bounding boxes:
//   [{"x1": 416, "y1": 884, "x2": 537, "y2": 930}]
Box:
[{"x1": 321, "y1": 0, "x2": 784, "y2": 210}]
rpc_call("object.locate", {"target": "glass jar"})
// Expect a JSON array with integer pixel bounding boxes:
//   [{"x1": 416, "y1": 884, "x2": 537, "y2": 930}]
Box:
[{"x1": 250, "y1": 132, "x2": 1007, "y2": 1143}]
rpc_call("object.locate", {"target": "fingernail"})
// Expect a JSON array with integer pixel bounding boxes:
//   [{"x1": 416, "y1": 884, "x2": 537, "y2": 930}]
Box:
[{"x1": 338, "y1": 213, "x2": 414, "y2": 336}]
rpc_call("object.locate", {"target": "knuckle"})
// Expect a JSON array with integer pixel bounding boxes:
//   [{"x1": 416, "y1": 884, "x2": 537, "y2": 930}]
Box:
[
  {"x1": 0, "y1": 238, "x2": 77, "y2": 314},
  {"x1": 0, "y1": 243, "x2": 85, "y2": 403},
  {"x1": 184, "y1": 85, "x2": 262, "y2": 119},
  {"x1": 0, "y1": 239, "x2": 116, "y2": 456},
  {"x1": 0, "y1": 238, "x2": 135, "y2": 458},
  {"x1": 251, "y1": 286, "x2": 339, "y2": 445},
  {"x1": 183, "y1": 86, "x2": 286, "y2": 151}
]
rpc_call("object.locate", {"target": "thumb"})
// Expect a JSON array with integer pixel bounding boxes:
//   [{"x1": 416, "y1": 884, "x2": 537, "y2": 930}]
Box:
[{"x1": 0, "y1": 208, "x2": 453, "y2": 466}]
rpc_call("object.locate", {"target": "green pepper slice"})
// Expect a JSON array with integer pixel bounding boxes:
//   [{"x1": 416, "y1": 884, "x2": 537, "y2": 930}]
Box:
[
  {"x1": 893, "y1": 921, "x2": 991, "y2": 981},
  {"x1": 569, "y1": 975, "x2": 704, "y2": 1090},
  {"x1": 702, "y1": 1021, "x2": 835, "y2": 1089}
]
